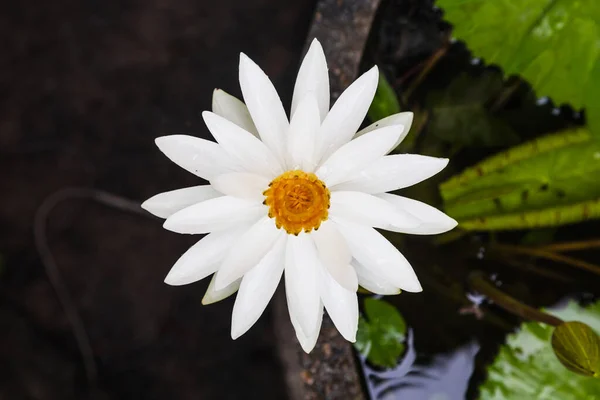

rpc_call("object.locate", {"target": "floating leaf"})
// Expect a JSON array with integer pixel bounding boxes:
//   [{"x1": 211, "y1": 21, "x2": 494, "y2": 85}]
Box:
[
  {"x1": 480, "y1": 301, "x2": 600, "y2": 399},
  {"x1": 436, "y1": 0, "x2": 600, "y2": 136},
  {"x1": 552, "y1": 321, "x2": 600, "y2": 378},
  {"x1": 460, "y1": 199, "x2": 600, "y2": 231},
  {"x1": 442, "y1": 129, "x2": 590, "y2": 194},
  {"x1": 585, "y1": 62, "x2": 600, "y2": 139},
  {"x1": 426, "y1": 71, "x2": 520, "y2": 147},
  {"x1": 354, "y1": 298, "x2": 407, "y2": 368},
  {"x1": 440, "y1": 128, "x2": 600, "y2": 230},
  {"x1": 367, "y1": 71, "x2": 401, "y2": 123}
]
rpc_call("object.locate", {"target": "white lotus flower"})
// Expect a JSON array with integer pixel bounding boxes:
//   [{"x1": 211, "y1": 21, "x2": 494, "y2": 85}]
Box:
[{"x1": 142, "y1": 39, "x2": 457, "y2": 352}]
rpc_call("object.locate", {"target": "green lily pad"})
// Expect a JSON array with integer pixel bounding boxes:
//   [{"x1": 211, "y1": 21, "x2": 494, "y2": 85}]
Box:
[
  {"x1": 354, "y1": 297, "x2": 407, "y2": 368},
  {"x1": 436, "y1": 0, "x2": 600, "y2": 136},
  {"x1": 480, "y1": 301, "x2": 600, "y2": 399},
  {"x1": 367, "y1": 71, "x2": 401, "y2": 123},
  {"x1": 440, "y1": 128, "x2": 600, "y2": 230}
]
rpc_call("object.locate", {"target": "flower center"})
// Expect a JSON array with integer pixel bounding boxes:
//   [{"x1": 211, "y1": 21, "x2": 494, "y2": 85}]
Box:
[{"x1": 263, "y1": 170, "x2": 330, "y2": 235}]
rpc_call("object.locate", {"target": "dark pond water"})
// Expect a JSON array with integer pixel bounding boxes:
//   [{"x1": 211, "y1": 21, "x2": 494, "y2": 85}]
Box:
[
  {"x1": 0, "y1": 0, "x2": 316, "y2": 398},
  {"x1": 356, "y1": 0, "x2": 598, "y2": 398}
]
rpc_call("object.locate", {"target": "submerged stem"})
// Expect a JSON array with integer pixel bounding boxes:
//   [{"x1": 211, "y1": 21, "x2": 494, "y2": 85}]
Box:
[
  {"x1": 492, "y1": 243, "x2": 600, "y2": 277},
  {"x1": 468, "y1": 271, "x2": 563, "y2": 327},
  {"x1": 34, "y1": 188, "x2": 149, "y2": 386},
  {"x1": 402, "y1": 42, "x2": 449, "y2": 102},
  {"x1": 489, "y1": 79, "x2": 522, "y2": 112},
  {"x1": 498, "y1": 255, "x2": 576, "y2": 283},
  {"x1": 538, "y1": 239, "x2": 600, "y2": 253}
]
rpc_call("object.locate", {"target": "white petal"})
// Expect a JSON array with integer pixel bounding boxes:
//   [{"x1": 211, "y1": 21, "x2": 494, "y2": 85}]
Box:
[
  {"x1": 285, "y1": 234, "x2": 321, "y2": 339},
  {"x1": 142, "y1": 185, "x2": 221, "y2": 219},
  {"x1": 354, "y1": 112, "x2": 413, "y2": 152},
  {"x1": 334, "y1": 218, "x2": 422, "y2": 293},
  {"x1": 291, "y1": 39, "x2": 330, "y2": 122},
  {"x1": 164, "y1": 227, "x2": 247, "y2": 286},
  {"x1": 315, "y1": 66, "x2": 378, "y2": 162},
  {"x1": 202, "y1": 274, "x2": 241, "y2": 305},
  {"x1": 210, "y1": 172, "x2": 269, "y2": 201},
  {"x1": 163, "y1": 196, "x2": 264, "y2": 234},
  {"x1": 231, "y1": 235, "x2": 286, "y2": 339},
  {"x1": 202, "y1": 111, "x2": 283, "y2": 178},
  {"x1": 155, "y1": 135, "x2": 239, "y2": 180},
  {"x1": 311, "y1": 221, "x2": 357, "y2": 291},
  {"x1": 212, "y1": 89, "x2": 259, "y2": 136},
  {"x1": 332, "y1": 154, "x2": 449, "y2": 194},
  {"x1": 215, "y1": 216, "x2": 283, "y2": 290},
  {"x1": 329, "y1": 191, "x2": 420, "y2": 230},
  {"x1": 319, "y1": 265, "x2": 358, "y2": 342},
  {"x1": 287, "y1": 94, "x2": 320, "y2": 171},
  {"x1": 290, "y1": 302, "x2": 323, "y2": 353},
  {"x1": 377, "y1": 194, "x2": 458, "y2": 234},
  {"x1": 239, "y1": 53, "x2": 289, "y2": 162},
  {"x1": 352, "y1": 259, "x2": 401, "y2": 295},
  {"x1": 316, "y1": 125, "x2": 401, "y2": 187}
]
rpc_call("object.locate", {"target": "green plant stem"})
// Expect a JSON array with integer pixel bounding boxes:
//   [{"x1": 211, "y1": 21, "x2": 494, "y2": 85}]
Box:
[
  {"x1": 538, "y1": 239, "x2": 600, "y2": 253},
  {"x1": 498, "y1": 255, "x2": 576, "y2": 283},
  {"x1": 491, "y1": 243, "x2": 600, "y2": 277},
  {"x1": 469, "y1": 271, "x2": 563, "y2": 327},
  {"x1": 490, "y1": 79, "x2": 522, "y2": 112},
  {"x1": 402, "y1": 43, "x2": 449, "y2": 102}
]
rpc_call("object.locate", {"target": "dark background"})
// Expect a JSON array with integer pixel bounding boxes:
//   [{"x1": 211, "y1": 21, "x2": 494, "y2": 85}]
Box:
[{"x1": 0, "y1": 0, "x2": 317, "y2": 398}]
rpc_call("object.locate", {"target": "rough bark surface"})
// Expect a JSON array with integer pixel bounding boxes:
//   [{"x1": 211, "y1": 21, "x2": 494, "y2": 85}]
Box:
[
  {"x1": 274, "y1": 0, "x2": 381, "y2": 399},
  {"x1": 309, "y1": 0, "x2": 381, "y2": 100}
]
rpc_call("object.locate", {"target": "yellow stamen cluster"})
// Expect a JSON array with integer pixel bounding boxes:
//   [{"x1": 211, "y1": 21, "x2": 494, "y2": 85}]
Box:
[{"x1": 263, "y1": 170, "x2": 330, "y2": 235}]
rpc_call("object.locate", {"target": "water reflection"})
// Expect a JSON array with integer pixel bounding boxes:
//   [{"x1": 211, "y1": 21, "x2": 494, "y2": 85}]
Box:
[{"x1": 360, "y1": 331, "x2": 479, "y2": 400}]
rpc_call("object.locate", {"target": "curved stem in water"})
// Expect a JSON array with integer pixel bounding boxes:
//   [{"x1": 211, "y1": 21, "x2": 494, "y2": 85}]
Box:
[
  {"x1": 491, "y1": 243, "x2": 600, "y2": 277},
  {"x1": 468, "y1": 271, "x2": 563, "y2": 327},
  {"x1": 402, "y1": 40, "x2": 449, "y2": 102},
  {"x1": 538, "y1": 239, "x2": 600, "y2": 253}
]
